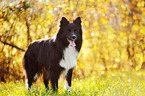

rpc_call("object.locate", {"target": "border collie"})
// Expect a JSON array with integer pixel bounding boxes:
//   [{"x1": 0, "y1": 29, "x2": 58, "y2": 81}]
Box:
[{"x1": 23, "y1": 17, "x2": 82, "y2": 92}]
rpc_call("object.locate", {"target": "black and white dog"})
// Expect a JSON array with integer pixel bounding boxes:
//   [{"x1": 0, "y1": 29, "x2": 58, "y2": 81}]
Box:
[{"x1": 23, "y1": 17, "x2": 82, "y2": 92}]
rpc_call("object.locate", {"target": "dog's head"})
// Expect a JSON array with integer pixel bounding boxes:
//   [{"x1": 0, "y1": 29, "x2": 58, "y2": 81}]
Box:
[{"x1": 58, "y1": 17, "x2": 82, "y2": 47}]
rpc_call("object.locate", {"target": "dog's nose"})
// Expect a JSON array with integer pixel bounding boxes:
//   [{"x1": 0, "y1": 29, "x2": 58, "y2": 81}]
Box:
[{"x1": 72, "y1": 35, "x2": 77, "y2": 40}]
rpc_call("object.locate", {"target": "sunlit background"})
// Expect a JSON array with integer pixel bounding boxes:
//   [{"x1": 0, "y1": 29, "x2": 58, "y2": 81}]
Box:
[{"x1": 0, "y1": 0, "x2": 145, "y2": 82}]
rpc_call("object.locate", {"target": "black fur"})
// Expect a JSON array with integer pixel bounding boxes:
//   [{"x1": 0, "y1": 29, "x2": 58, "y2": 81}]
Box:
[{"x1": 23, "y1": 17, "x2": 82, "y2": 92}]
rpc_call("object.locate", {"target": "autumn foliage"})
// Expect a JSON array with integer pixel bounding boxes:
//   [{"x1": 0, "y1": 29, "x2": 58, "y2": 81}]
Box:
[{"x1": 0, "y1": 0, "x2": 145, "y2": 82}]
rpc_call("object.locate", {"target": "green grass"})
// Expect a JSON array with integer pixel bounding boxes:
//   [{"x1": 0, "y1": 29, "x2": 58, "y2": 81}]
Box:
[{"x1": 1, "y1": 71, "x2": 145, "y2": 96}]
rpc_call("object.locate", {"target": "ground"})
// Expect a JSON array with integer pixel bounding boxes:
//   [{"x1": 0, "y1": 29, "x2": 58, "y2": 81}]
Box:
[{"x1": 1, "y1": 71, "x2": 145, "y2": 96}]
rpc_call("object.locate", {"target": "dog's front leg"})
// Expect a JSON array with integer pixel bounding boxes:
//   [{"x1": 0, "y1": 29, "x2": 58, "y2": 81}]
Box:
[{"x1": 66, "y1": 68, "x2": 73, "y2": 92}]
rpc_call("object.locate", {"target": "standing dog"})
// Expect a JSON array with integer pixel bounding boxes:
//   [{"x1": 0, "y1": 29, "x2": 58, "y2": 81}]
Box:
[{"x1": 23, "y1": 17, "x2": 82, "y2": 92}]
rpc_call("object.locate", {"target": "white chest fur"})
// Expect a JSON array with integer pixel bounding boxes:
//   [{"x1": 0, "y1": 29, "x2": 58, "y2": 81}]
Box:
[{"x1": 59, "y1": 46, "x2": 78, "y2": 75}]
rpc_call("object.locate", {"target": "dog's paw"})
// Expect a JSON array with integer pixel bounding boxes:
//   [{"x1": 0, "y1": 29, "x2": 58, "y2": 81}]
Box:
[{"x1": 67, "y1": 87, "x2": 72, "y2": 92}]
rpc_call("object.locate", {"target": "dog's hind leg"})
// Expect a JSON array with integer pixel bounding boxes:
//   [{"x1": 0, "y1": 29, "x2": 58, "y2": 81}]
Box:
[
  {"x1": 27, "y1": 71, "x2": 38, "y2": 90},
  {"x1": 51, "y1": 78, "x2": 58, "y2": 92},
  {"x1": 43, "y1": 72, "x2": 50, "y2": 90},
  {"x1": 50, "y1": 71, "x2": 59, "y2": 92},
  {"x1": 43, "y1": 77, "x2": 49, "y2": 90}
]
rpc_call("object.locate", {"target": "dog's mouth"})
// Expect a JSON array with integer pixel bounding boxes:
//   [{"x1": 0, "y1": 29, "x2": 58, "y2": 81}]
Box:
[{"x1": 67, "y1": 39, "x2": 76, "y2": 47}]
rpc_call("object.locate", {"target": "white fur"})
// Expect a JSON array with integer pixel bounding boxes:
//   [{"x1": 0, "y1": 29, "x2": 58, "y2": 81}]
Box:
[
  {"x1": 33, "y1": 73, "x2": 38, "y2": 81},
  {"x1": 59, "y1": 45, "x2": 78, "y2": 92},
  {"x1": 59, "y1": 46, "x2": 78, "y2": 76},
  {"x1": 25, "y1": 73, "x2": 37, "y2": 90},
  {"x1": 25, "y1": 78, "x2": 32, "y2": 90},
  {"x1": 25, "y1": 78, "x2": 28, "y2": 88},
  {"x1": 66, "y1": 81, "x2": 72, "y2": 92},
  {"x1": 52, "y1": 34, "x2": 56, "y2": 42},
  {"x1": 23, "y1": 69, "x2": 28, "y2": 88}
]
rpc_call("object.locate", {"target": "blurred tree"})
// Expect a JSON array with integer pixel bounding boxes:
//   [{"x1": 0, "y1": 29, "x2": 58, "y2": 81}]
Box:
[{"x1": 0, "y1": 0, "x2": 145, "y2": 81}]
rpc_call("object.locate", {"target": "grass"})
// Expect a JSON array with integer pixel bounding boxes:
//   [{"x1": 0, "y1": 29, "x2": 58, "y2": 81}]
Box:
[{"x1": 1, "y1": 71, "x2": 145, "y2": 96}]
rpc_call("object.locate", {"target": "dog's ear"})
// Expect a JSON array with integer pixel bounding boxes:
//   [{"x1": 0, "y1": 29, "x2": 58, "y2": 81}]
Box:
[
  {"x1": 73, "y1": 17, "x2": 81, "y2": 26},
  {"x1": 60, "y1": 17, "x2": 69, "y2": 27}
]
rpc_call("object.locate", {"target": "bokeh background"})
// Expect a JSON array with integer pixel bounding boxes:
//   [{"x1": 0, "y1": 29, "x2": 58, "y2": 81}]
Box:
[{"x1": 0, "y1": 0, "x2": 145, "y2": 82}]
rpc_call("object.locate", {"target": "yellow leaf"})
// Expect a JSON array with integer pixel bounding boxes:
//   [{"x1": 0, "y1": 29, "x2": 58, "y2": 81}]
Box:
[
  {"x1": 101, "y1": 18, "x2": 107, "y2": 24},
  {"x1": 93, "y1": 46, "x2": 97, "y2": 50},
  {"x1": 84, "y1": 21, "x2": 89, "y2": 27},
  {"x1": 115, "y1": 58, "x2": 120, "y2": 62}
]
